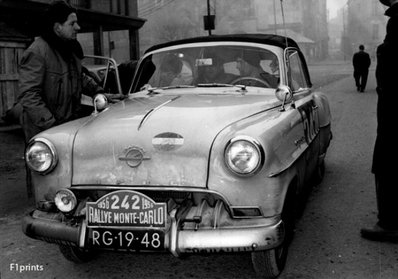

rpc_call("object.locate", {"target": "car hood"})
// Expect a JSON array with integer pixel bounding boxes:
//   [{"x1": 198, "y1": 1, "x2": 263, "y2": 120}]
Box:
[{"x1": 72, "y1": 92, "x2": 278, "y2": 187}]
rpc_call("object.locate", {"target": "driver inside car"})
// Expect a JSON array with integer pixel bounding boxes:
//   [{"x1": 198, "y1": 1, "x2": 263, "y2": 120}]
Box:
[
  {"x1": 235, "y1": 52, "x2": 279, "y2": 88},
  {"x1": 158, "y1": 54, "x2": 193, "y2": 87},
  {"x1": 195, "y1": 53, "x2": 236, "y2": 85}
]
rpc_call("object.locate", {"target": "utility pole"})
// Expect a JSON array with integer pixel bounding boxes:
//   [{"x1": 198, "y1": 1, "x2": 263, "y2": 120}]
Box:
[
  {"x1": 207, "y1": 0, "x2": 212, "y2": 35},
  {"x1": 203, "y1": 0, "x2": 216, "y2": 35},
  {"x1": 343, "y1": 5, "x2": 346, "y2": 61},
  {"x1": 273, "y1": 0, "x2": 277, "y2": 35}
]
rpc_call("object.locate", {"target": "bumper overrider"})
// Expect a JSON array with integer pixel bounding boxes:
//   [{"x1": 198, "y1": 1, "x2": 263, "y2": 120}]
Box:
[{"x1": 22, "y1": 190, "x2": 284, "y2": 256}]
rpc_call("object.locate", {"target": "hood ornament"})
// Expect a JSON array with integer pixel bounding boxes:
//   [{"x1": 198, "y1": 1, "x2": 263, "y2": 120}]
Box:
[{"x1": 119, "y1": 147, "x2": 150, "y2": 168}]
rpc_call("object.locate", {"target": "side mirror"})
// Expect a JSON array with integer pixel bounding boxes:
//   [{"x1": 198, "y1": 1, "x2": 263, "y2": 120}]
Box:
[
  {"x1": 93, "y1": 94, "x2": 108, "y2": 114},
  {"x1": 275, "y1": 85, "x2": 293, "y2": 111}
]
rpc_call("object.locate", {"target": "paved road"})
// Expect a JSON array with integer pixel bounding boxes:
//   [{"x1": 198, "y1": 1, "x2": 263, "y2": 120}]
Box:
[{"x1": 1, "y1": 61, "x2": 397, "y2": 279}]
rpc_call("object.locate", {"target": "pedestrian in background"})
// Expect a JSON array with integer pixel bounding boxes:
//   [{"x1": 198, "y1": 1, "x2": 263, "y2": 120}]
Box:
[
  {"x1": 361, "y1": 0, "x2": 398, "y2": 242},
  {"x1": 17, "y1": 0, "x2": 104, "y2": 142},
  {"x1": 352, "y1": 45, "x2": 371, "y2": 92}
]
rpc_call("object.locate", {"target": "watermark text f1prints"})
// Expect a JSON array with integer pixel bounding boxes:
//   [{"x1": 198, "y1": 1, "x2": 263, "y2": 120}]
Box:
[{"x1": 9, "y1": 263, "x2": 44, "y2": 273}]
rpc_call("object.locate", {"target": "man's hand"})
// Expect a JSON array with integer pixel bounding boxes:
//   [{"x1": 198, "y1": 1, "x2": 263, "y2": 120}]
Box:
[{"x1": 103, "y1": 93, "x2": 127, "y2": 103}]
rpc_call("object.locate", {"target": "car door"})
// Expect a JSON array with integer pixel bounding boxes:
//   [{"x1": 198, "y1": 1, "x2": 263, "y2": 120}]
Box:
[{"x1": 286, "y1": 50, "x2": 320, "y2": 184}]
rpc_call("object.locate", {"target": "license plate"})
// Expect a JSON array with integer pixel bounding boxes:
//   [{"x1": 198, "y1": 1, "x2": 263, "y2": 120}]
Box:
[
  {"x1": 88, "y1": 228, "x2": 164, "y2": 251},
  {"x1": 86, "y1": 190, "x2": 167, "y2": 228}
]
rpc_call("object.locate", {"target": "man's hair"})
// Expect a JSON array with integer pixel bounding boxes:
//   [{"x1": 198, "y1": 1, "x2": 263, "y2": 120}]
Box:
[
  {"x1": 359, "y1": 45, "x2": 365, "y2": 51},
  {"x1": 160, "y1": 54, "x2": 183, "y2": 74},
  {"x1": 45, "y1": 0, "x2": 76, "y2": 26}
]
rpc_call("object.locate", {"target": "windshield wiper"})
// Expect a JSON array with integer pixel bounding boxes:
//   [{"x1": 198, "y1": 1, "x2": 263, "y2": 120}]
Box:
[
  {"x1": 161, "y1": 85, "x2": 196, "y2": 90},
  {"x1": 197, "y1": 83, "x2": 233, "y2": 87},
  {"x1": 197, "y1": 83, "x2": 248, "y2": 92}
]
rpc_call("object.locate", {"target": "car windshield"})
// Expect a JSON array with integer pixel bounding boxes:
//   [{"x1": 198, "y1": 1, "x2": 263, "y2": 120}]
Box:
[{"x1": 132, "y1": 45, "x2": 280, "y2": 92}]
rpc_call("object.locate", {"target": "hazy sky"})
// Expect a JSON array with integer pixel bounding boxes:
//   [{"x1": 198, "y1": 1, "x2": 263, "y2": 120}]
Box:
[{"x1": 327, "y1": 0, "x2": 347, "y2": 18}]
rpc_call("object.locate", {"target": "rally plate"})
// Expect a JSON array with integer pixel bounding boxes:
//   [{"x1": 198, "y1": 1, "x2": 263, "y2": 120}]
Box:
[{"x1": 86, "y1": 190, "x2": 167, "y2": 228}]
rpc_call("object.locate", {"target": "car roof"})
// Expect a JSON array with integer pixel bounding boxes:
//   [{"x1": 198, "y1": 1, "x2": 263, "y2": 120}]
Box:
[{"x1": 145, "y1": 34, "x2": 300, "y2": 54}]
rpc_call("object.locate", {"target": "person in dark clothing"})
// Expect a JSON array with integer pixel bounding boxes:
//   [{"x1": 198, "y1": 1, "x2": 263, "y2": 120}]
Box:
[
  {"x1": 17, "y1": 0, "x2": 104, "y2": 142},
  {"x1": 360, "y1": 0, "x2": 398, "y2": 242},
  {"x1": 17, "y1": 0, "x2": 104, "y2": 198},
  {"x1": 352, "y1": 45, "x2": 371, "y2": 92}
]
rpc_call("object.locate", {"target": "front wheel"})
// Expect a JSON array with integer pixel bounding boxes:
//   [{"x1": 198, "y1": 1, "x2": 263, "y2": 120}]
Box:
[
  {"x1": 59, "y1": 245, "x2": 96, "y2": 263},
  {"x1": 252, "y1": 183, "x2": 297, "y2": 278},
  {"x1": 251, "y1": 244, "x2": 288, "y2": 279}
]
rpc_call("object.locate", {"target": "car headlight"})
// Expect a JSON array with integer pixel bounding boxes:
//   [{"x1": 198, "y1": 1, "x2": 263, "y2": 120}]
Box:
[
  {"x1": 224, "y1": 136, "x2": 264, "y2": 176},
  {"x1": 54, "y1": 189, "x2": 77, "y2": 213},
  {"x1": 25, "y1": 138, "x2": 57, "y2": 174}
]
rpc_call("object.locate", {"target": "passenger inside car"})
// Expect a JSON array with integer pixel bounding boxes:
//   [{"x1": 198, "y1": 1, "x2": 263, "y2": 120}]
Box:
[
  {"x1": 159, "y1": 54, "x2": 183, "y2": 87},
  {"x1": 235, "y1": 51, "x2": 279, "y2": 88},
  {"x1": 195, "y1": 51, "x2": 236, "y2": 85},
  {"x1": 158, "y1": 54, "x2": 193, "y2": 87}
]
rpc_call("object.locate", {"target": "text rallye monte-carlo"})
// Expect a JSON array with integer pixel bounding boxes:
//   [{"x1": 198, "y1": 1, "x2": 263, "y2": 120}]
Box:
[{"x1": 22, "y1": 34, "x2": 332, "y2": 279}]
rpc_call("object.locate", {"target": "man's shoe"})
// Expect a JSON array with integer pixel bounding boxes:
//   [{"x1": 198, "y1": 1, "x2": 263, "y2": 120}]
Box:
[{"x1": 361, "y1": 224, "x2": 398, "y2": 242}]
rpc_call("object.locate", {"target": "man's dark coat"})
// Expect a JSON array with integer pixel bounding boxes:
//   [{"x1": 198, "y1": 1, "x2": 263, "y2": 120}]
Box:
[{"x1": 373, "y1": 3, "x2": 398, "y2": 174}]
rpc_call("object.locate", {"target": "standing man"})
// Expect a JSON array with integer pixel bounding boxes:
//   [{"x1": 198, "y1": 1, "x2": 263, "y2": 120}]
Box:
[
  {"x1": 17, "y1": 0, "x2": 103, "y2": 142},
  {"x1": 352, "y1": 45, "x2": 371, "y2": 92},
  {"x1": 17, "y1": 0, "x2": 104, "y2": 198},
  {"x1": 360, "y1": 0, "x2": 398, "y2": 242}
]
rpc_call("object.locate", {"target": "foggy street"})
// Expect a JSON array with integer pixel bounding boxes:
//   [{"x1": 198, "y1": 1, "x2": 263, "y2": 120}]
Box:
[{"x1": 1, "y1": 60, "x2": 396, "y2": 279}]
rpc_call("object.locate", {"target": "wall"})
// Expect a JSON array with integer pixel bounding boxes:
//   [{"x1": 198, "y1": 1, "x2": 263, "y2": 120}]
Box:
[{"x1": 0, "y1": 41, "x2": 27, "y2": 119}]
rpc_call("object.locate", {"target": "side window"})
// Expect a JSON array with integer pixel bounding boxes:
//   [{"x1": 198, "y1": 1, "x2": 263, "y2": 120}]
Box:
[{"x1": 288, "y1": 52, "x2": 308, "y2": 92}]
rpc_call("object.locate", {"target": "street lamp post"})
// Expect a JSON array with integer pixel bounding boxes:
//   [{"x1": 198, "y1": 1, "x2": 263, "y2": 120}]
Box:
[
  {"x1": 204, "y1": 0, "x2": 215, "y2": 35},
  {"x1": 207, "y1": 0, "x2": 211, "y2": 35}
]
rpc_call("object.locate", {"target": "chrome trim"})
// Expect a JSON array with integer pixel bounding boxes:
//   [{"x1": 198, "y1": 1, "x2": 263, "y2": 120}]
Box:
[
  {"x1": 213, "y1": 200, "x2": 223, "y2": 229},
  {"x1": 70, "y1": 186, "x2": 266, "y2": 219},
  {"x1": 71, "y1": 185, "x2": 230, "y2": 201},
  {"x1": 79, "y1": 219, "x2": 87, "y2": 248},
  {"x1": 169, "y1": 208, "x2": 179, "y2": 257},
  {"x1": 84, "y1": 55, "x2": 122, "y2": 94},
  {"x1": 224, "y1": 135, "x2": 265, "y2": 177},
  {"x1": 268, "y1": 144, "x2": 308, "y2": 178},
  {"x1": 268, "y1": 131, "x2": 320, "y2": 178},
  {"x1": 25, "y1": 137, "x2": 58, "y2": 174},
  {"x1": 23, "y1": 209, "x2": 283, "y2": 256},
  {"x1": 230, "y1": 206, "x2": 264, "y2": 218},
  {"x1": 138, "y1": 96, "x2": 181, "y2": 130},
  {"x1": 172, "y1": 220, "x2": 284, "y2": 255}
]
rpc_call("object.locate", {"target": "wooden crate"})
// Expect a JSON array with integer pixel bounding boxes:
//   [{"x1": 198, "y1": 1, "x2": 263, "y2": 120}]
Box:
[{"x1": 0, "y1": 41, "x2": 27, "y2": 120}]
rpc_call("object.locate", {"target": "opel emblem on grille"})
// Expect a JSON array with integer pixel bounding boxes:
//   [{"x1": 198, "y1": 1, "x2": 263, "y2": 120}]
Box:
[{"x1": 119, "y1": 147, "x2": 150, "y2": 168}]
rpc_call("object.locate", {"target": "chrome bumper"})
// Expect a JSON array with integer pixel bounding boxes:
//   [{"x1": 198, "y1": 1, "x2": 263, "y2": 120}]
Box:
[{"x1": 22, "y1": 209, "x2": 284, "y2": 255}]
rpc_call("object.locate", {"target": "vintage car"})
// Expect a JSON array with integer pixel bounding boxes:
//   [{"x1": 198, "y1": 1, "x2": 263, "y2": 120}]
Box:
[{"x1": 22, "y1": 34, "x2": 332, "y2": 278}]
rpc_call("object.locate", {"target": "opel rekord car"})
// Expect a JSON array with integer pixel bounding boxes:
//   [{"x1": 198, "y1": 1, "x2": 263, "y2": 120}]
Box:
[{"x1": 22, "y1": 34, "x2": 332, "y2": 278}]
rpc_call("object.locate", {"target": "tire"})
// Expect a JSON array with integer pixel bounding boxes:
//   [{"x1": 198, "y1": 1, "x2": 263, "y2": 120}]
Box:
[
  {"x1": 59, "y1": 245, "x2": 95, "y2": 263},
  {"x1": 251, "y1": 183, "x2": 297, "y2": 278},
  {"x1": 251, "y1": 245, "x2": 288, "y2": 279}
]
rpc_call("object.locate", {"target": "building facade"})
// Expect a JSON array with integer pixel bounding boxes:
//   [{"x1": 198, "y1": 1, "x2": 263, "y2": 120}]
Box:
[
  {"x1": 0, "y1": 0, "x2": 145, "y2": 121},
  {"x1": 138, "y1": 0, "x2": 328, "y2": 61},
  {"x1": 345, "y1": 0, "x2": 387, "y2": 58},
  {"x1": 0, "y1": 0, "x2": 145, "y2": 61}
]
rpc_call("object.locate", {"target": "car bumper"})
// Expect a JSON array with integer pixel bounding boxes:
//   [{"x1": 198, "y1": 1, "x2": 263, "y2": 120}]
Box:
[{"x1": 22, "y1": 209, "x2": 284, "y2": 255}]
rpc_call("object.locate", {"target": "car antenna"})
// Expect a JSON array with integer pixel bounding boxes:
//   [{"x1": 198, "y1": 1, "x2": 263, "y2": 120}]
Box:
[{"x1": 280, "y1": 0, "x2": 289, "y2": 48}]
